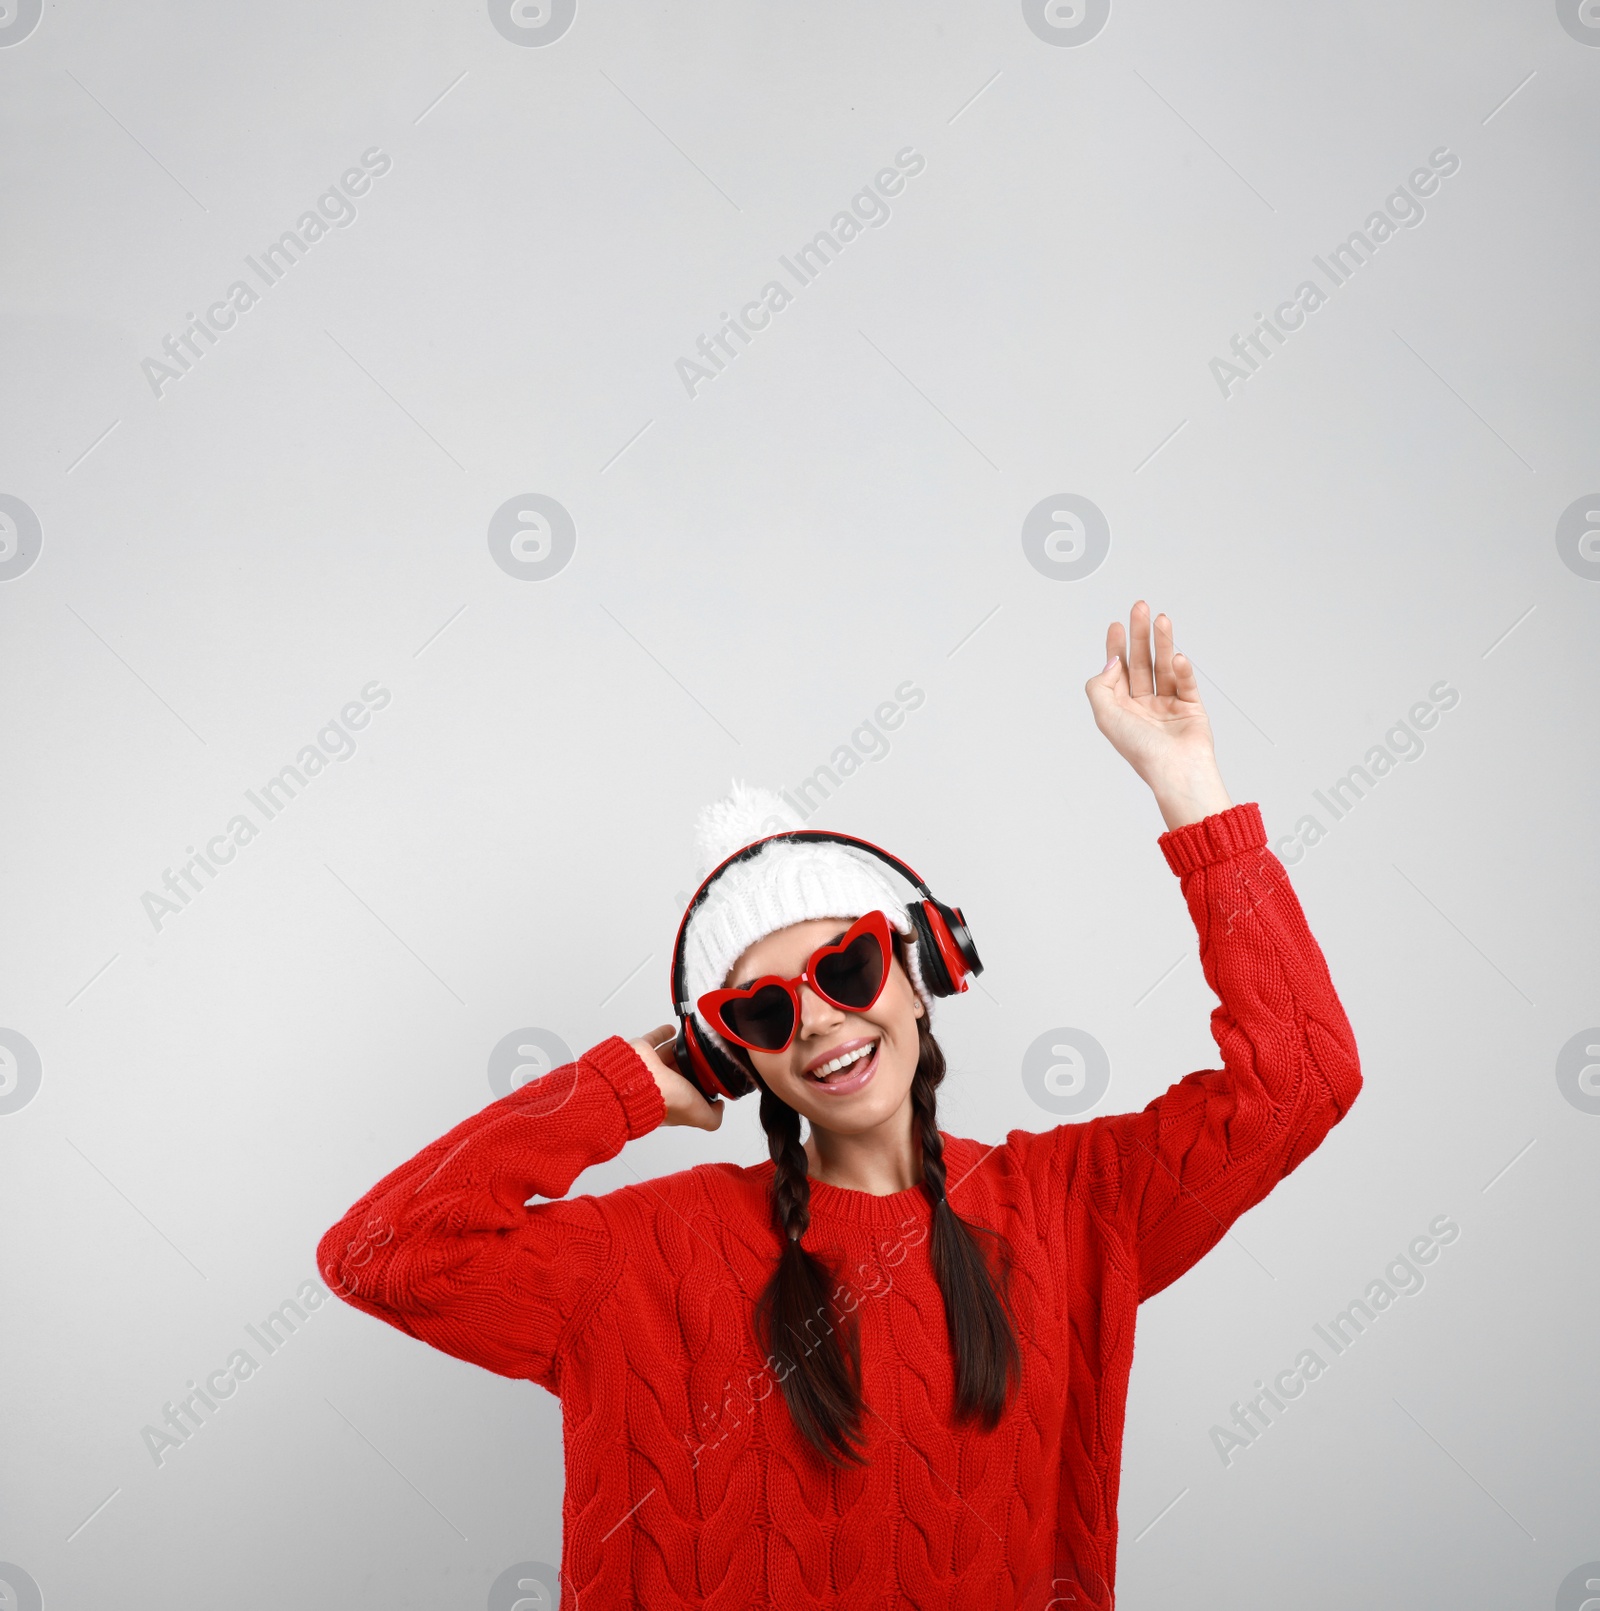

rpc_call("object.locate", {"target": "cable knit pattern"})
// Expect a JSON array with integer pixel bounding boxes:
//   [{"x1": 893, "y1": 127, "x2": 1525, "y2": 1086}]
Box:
[{"x1": 318, "y1": 804, "x2": 1361, "y2": 1608}]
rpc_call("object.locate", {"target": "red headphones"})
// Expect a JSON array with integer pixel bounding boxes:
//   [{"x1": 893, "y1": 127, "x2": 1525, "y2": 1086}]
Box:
[{"x1": 669, "y1": 830, "x2": 982, "y2": 1102}]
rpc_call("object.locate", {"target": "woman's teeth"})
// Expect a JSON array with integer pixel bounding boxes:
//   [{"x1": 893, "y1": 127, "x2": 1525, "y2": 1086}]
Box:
[{"x1": 810, "y1": 1043, "x2": 876, "y2": 1081}]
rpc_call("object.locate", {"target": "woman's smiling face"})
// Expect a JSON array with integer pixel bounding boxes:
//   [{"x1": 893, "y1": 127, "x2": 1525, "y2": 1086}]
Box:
[{"x1": 724, "y1": 914, "x2": 925, "y2": 1134}]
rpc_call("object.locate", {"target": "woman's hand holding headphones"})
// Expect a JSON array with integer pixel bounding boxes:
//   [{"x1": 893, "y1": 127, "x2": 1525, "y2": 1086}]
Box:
[
  {"x1": 629, "y1": 1025, "x2": 726, "y2": 1131},
  {"x1": 1085, "y1": 600, "x2": 1235, "y2": 832}
]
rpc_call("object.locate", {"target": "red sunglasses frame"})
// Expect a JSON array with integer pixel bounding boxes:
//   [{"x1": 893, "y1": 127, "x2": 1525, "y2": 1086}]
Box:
[{"x1": 696, "y1": 910, "x2": 895, "y2": 1054}]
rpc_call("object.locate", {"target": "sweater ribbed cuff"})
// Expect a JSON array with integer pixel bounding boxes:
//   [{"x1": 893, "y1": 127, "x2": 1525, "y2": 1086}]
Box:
[
  {"x1": 581, "y1": 1035, "x2": 667, "y2": 1138},
  {"x1": 1157, "y1": 801, "x2": 1267, "y2": 876}
]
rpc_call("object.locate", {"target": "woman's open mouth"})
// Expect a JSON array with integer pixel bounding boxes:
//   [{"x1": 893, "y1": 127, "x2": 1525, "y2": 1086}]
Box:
[{"x1": 803, "y1": 1037, "x2": 879, "y2": 1095}]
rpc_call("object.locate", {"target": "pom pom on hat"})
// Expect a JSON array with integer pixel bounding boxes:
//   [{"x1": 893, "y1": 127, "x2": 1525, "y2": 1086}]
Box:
[
  {"x1": 693, "y1": 781, "x2": 804, "y2": 881},
  {"x1": 681, "y1": 779, "x2": 934, "y2": 1056}
]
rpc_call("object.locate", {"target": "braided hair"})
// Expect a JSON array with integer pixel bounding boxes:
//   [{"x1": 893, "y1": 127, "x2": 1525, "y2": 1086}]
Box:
[{"x1": 741, "y1": 933, "x2": 1022, "y2": 1467}]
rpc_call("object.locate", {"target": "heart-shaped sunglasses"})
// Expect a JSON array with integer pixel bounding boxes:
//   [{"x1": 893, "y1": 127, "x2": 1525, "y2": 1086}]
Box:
[{"x1": 697, "y1": 910, "x2": 894, "y2": 1053}]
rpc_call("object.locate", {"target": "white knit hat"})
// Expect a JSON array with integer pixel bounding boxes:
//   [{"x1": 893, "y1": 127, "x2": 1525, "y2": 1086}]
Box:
[{"x1": 682, "y1": 781, "x2": 933, "y2": 1057}]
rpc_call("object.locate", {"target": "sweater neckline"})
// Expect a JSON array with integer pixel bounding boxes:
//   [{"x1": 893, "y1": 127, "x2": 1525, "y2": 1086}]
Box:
[{"x1": 751, "y1": 1134, "x2": 962, "y2": 1227}]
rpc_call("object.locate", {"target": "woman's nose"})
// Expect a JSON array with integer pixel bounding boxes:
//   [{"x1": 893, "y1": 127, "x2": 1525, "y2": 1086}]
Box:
[{"x1": 796, "y1": 982, "x2": 844, "y2": 1034}]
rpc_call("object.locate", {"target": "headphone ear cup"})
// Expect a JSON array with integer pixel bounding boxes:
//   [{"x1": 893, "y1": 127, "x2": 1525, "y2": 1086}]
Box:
[
  {"x1": 906, "y1": 901, "x2": 956, "y2": 997},
  {"x1": 678, "y1": 1016, "x2": 755, "y2": 1102},
  {"x1": 934, "y1": 899, "x2": 982, "y2": 980}
]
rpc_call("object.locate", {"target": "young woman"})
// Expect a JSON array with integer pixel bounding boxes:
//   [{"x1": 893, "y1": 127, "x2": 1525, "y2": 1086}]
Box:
[{"x1": 319, "y1": 602, "x2": 1362, "y2": 1610}]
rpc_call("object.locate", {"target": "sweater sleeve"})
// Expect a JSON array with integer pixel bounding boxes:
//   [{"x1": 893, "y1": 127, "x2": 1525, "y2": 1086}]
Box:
[
  {"x1": 1065, "y1": 803, "x2": 1363, "y2": 1303},
  {"x1": 316, "y1": 1034, "x2": 666, "y2": 1392}
]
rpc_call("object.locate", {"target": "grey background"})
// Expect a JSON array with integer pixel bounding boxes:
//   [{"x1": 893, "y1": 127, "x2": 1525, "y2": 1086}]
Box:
[{"x1": 2, "y1": 0, "x2": 1596, "y2": 1606}]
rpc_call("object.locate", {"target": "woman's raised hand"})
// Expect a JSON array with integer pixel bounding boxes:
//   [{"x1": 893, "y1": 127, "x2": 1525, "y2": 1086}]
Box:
[
  {"x1": 629, "y1": 1024, "x2": 726, "y2": 1131},
  {"x1": 1084, "y1": 600, "x2": 1234, "y2": 831}
]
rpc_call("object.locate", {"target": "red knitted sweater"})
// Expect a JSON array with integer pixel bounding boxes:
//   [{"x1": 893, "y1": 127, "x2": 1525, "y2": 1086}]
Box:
[{"x1": 319, "y1": 803, "x2": 1361, "y2": 1609}]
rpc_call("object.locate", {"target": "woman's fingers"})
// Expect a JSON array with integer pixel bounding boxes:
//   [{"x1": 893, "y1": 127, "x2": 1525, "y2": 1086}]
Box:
[
  {"x1": 631, "y1": 1024, "x2": 727, "y2": 1128},
  {"x1": 1105, "y1": 618, "x2": 1125, "y2": 671},
  {"x1": 1153, "y1": 612, "x2": 1177, "y2": 698},
  {"x1": 1127, "y1": 601, "x2": 1154, "y2": 697},
  {"x1": 637, "y1": 1022, "x2": 676, "y2": 1054},
  {"x1": 630, "y1": 1024, "x2": 682, "y2": 1074},
  {"x1": 1086, "y1": 638, "x2": 1126, "y2": 712},
  {"x1": 1097, "y1": 604, "x2": 1201, "y2": 709},
  {"x1": 1171, "y1": 649, "x2": 1202, "y2": 706}
]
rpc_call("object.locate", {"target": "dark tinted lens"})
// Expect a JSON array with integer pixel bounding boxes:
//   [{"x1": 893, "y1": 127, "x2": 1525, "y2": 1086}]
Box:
[
  {"x1": 814, "y1": 930, "x2": 884, "y2": 1009},
  {"x1": 722, "y1": 985, "x2": 796, "y2": 1050}
]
